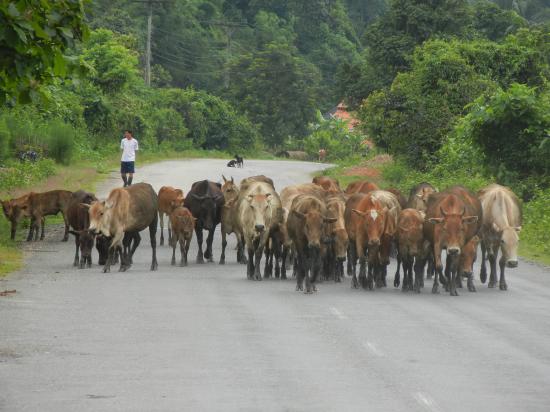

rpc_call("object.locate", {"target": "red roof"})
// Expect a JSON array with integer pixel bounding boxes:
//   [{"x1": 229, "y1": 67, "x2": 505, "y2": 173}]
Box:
[{"x1": 331, "y1": 102, "x2": 359, "y2": 130}]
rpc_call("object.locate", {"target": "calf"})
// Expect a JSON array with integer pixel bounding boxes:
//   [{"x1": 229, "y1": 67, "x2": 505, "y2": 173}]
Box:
[
  {"x1": 287, "y1": 194, "x2": 336, "y2": 293},
  {"x1": 158, "y1": 186, "x2": 185, "y2": 246},
  {"x1": 324, "y1": 192, "x2": 348, "y2": 282},
  {"x1": 407, "y1": 182, "x2": 437, "y2": 212},
  {"x1": 395, "y1": 209, "x2": 427, "y2": 293},
  {"x1": 234, "y1": 154, "x2": 244, "y2": 168},
  {"x1": 345, "y1": 180, "x2": 379, "y2": 195},
  {"x1": 220, "y1": 175, "x2": 244, "y2": 264},
  {"x1": 67, "y1": 190, "x2": 97, "y2": 268},
  {"x1": 169, "y1": 206, "x2": 195, "y2": 267},
  {"x1": 312, "y1": 176, "x2": 341, "y2": 192},
  {"x1": 26, "y1": 190, "x2": 73, "y2": 241},
  {"x1": 449, "y1": 235, "x2": 479, "y2": 292}
]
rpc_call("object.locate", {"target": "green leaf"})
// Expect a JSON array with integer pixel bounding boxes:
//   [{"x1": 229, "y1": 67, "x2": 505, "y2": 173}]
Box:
[
  {"x1": 7, "y1": 3, "x2": 20, "y2": 18},
  {"x1": 53, "y1": 53, "x2": 66, "y2": 77}
]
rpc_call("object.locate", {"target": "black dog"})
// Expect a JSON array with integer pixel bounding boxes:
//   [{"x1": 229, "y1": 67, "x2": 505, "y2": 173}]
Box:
[
  {"x1": 234, "y1": 154, "x2": 244, "y2": 168},
  {"x1": 227, "y1": 159, "x2": 237, "y2": 167}
]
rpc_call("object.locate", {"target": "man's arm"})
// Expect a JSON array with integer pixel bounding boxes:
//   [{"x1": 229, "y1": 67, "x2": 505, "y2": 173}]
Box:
[{"x1": 135, "y1": 140, "x2": 139, "y2": 151}]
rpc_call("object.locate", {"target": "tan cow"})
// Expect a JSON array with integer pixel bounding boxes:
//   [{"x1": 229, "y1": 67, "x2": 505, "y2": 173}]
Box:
[
  {"x1": 344, "y1": 193, "x2": 367, "y2": 278},
  {"x1": 237, "y1": 180, "x2": 282, "y2": 280},
  {"x1": 88, "y1": 182, "x2": 158, "y2": 272},
  {"x1": 158, "y1": 186, "x2": 185, "y2": 246},
  {"x1": 324, "y1": 192, "x2": 348, "y2": 282},
  {"x1": 478, "y1": 184, "x2": 522, "y2": 290},
  {"x1": 220, "y1": 175, "x2": 245, "y2": 264},
  {"x1": 407, "y1": 182, "x2": 437, "y2": 212},
  {"x1": 312, "y1": 176, "x2": 341, "y2": 192},
  {"x1": 169, "y1": 206, "x2": 195, "y2": 267},
  {"x1": 395, "y1": 209, "x2": 428, "y2": 293}
]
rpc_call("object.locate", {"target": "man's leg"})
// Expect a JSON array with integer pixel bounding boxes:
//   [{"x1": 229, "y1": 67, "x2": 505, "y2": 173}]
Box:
[
  {"x1": 121, "y1": 173, "x2": 128, "y2": 187},
  {"x1": 127, "y1": 173, "x2": 133, "y2": 186}
]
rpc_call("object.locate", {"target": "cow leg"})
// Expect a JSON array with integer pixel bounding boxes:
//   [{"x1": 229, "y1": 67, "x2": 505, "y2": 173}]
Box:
[
  {"x1": 10, "y1": 220, "x2": 17, "y2": 240},
  {"x1": 196, "y1": 227, "x2": 204, "y2": 264},
  {"x1": 240, "y1": 234, "x2": 248, "y2": 264},
  {"x1": 467, "y1": 272, "x2": 476, "y2": 292},
  {"x1": 219, "y1": 229, "x2": 227, "y2": 265},
  {"x1": 149, "y1": 215, "x2": 158, "y2": 271},
  {"x1": 488, "y1": 248, "x2": 498, "y2": 288},
  {"x1": 103, "y1": 247, "x2": 115, "y2": 273},
  {"x1": 394, "y1": 253, "x2": 402, "y2": 287},
  {"x1": 247, "y1": 247, "x2": 254, "y2": 279},
  {"x1": 128, "y1": 233, "x2": 141, "y2": 265},
  {"x1": 413, "y1": 257, "x2": 424, "y2": 293},
  {"x1": 183, "y1": 237, "x2": 190, "y2": 266},
  {"x1": 432, "y1": 245, "x2": 443, "y2": 294},
  {"x1": 167, "y1": 215, "x2": 172, "y2": 246},
  {"x1": 159, "y1": 212, "x2": 165, "y2": 246},
  {"x1": 171, "y1": 238, "x2": 177, "y2": 266},
  {"x1": 347, "y1": 245, "x2": 353, "y2": 277},
  {"x1": 295, "y1": 253, "x2": 305, "y2": 292},
  {"x1": 39, "y1": 217, "x2": 45, "y2": 240},
  {"x1": 119, "y1": 236, "x2": 131, "y2": 272},
  {"x1": 427, "y1": 256, "x2": 434, "y2": 280},
  {"x1": 273, "y1": 236, "x2": 282, "y2": 279},
  {"x1": 263, "y1": 243, "x2": 272, "y2": 279},
  {"x1": 499, "y1": 255, "x2": 508, "y2": 291},
  {"x1": 281, "y1": 245, "x2": 289, "y2": 280},
  {"x1": 448, "y1": 255, "x2": 459, "y2": 296},
  {"x1": 205, "y1": 229, "x2": 215, "y2": 262},
  {"x1": 479, "y1": 241, "x2": 488, "y2": 284},
  {"x1": 62, "y1": 212, "x2": 69, "y2": 241},
  {"x1": 254, "y1": 240, "x2": 265, "y2": 281},
  {"x1": 73, "y1": 234, "x2": 80, "y2": 267}
]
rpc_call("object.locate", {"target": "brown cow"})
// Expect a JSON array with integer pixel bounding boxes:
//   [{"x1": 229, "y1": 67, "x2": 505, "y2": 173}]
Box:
[
  {"x1": 347, "y1": 193, "x2": 388, "y2": 290},
  {"x1": 449, "y1": 235, "x2": 480, "y2": 292},
  {"x1": 395, "y1": 209, "x2": 428, "y2": 293},
  {"x1": 169, "y1": 206, "x2": 195, "y2": 267},
  {"x1": 67, "y1": 190, "x2": 97, "y2": 268},
  {"x1": 312, "y1": 176, "x2": 340, "y2": 192},
  {"x1": 26, "y1": 190, "x2": 73, "y2": 242},
  {"x1": 478, "y1": 184, "x2": 522, "y2": 290},
  {"x1": 88, "y1": 182, "x2": 158, "y2": 272},
  {"x1": 318, "y1": 148, "x2": 327, "y2": 162},
  {"x1": 324, "y1": 192, "x2": 348, "y2": 282},
  {"x1": 237, "y1": 180, "x2": 282, "y2": 280},
  {"x1": 287, "y1": 194, "x2": 336, "y2": 293},
  {"x1": 345, "y1": 180, "x2": 379, "y2": 195},
  {"x1": 220, "y1": 175, "x2": 245, "y2": 264},
  {"x1": 1, "y1": 194, "x2": 31, "y2": 240},
  {"x1": 407, "y1": 182, "x2": 437, "y2": 212},
  {"x1": 424, "y1": 186, "x2": 482, "y2": 296},
  {"x1": 158, "y1": 186, "x2": 185, "y2": 246},
  {"x1": 344, "y1": 193, "x2": 367, "y2": 278}
]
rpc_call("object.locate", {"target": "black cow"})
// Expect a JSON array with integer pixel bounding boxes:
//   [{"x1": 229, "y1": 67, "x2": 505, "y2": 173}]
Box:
[
  {"x1": 234, "y1": 154, "x2": 244, "y2": 168},
  {"x1": 67, "y1": 190, "x2": 97, "y2": 268},
  {"x1": 227, "y1": 159, "x2": 237, "y2": 167},
  {"x1": 185, "y1": 180, "x2": 224, "y2": 263}
]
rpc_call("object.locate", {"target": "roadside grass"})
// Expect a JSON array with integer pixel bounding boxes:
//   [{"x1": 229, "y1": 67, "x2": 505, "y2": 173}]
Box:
[
  {"x1": 319, "y1": 155, "x2": 549, "y2": 267},
  {"x1": 0, "y1": 148, "x2": 280, "y2": 277}
]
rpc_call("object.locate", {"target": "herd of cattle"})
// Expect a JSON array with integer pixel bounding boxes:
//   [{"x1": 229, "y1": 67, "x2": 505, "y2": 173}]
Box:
[{"x1": 1, "y1": 175, "x2": 522, "y2": 296}]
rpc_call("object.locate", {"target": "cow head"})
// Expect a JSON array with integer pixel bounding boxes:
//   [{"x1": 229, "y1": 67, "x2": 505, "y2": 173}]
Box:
[
  {"x1": 333, "y1": 228, "x2": 349, "y2": 260},
  {"x1": 248, "y1": 193, "x2": 272, "y2": 233},
  {"x1": 428, "y1": 206, "x2": 478, "y2": 255},
  {"x1": 292, "y1": 209, "x2": 337, "y2": 250},
  {"x1": 493, "y1": 222, "x2": 521, "y2": 268},
  {"x1": 195, "y1": 195, "x2": 217, "y2": 231},
  {"x1": 222, "y1": 176, "x2": 239, "y2": 203},
  {"x1": 88, "y1": 201, "x2": 111, "y2": 237},
  {"x1": 1, "y1": 199, "x2": 11, "y2": 219},
  {"x1": 398, "y1": 211, "x2": 425, "y2": 255},
  {"x1": 352, "y1": 206, "x2": 388, "y2": 247},
  {"x1": 69, "y1": 229, "x2": 95, "y2": 268},
  {"x1": 170, "y1": 195, "x2": 185, "y2": 210},
  {"x1": 459, "y1": 235, "x2": 480, "y2": 278},
  {"x1": 415, "y1": 186, "x2": 437, "y2": 211}
]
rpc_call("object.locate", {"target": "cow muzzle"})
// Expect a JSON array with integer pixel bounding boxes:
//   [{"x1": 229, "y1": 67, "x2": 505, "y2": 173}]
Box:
[
  {"x1": 368, "y1": 238, "x2": 380, "y2": 246},
  {"x1": 448, "y1": 247, "x2": 460, "y2": 256},
  {"x1": 255, "y1": 224, "x2": 265, "y2": 232},
  {"x1": 506, "y1": 259, "x2": 518, "y2": 268}
]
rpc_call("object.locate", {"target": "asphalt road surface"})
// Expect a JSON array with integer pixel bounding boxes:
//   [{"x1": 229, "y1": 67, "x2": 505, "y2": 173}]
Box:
[{"x1": 1, "y1": 159, "x2": 550, "y2": 412}]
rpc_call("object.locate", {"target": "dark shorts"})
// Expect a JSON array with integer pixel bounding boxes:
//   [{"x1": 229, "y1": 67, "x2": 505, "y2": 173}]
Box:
[{"x1": 121, "y1": 161, "x2": 135, "y2": 174}]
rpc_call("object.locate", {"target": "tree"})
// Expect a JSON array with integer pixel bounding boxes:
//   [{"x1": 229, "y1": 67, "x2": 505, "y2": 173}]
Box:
[{"x1": 0, "y1": 0, "x2": 88, "y2": 104}]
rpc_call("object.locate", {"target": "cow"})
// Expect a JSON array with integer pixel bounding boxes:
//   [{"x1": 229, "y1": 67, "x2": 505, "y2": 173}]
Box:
[
  {"x1": 88, "y1": 182, "x2": 158, "y2": 272},
  {"x1": 185, "y1": 180, "x2": 224, "y2": 263},
  {"x1": 1, "y1": 194, "x2": 31, "y2": 240},
  {"x1": 312, "y1": 176, "x2": 341, "y2": 192},
  {"x1": 324, "y1": 192, "x2": 348, "y2": 282},
  {"x1": 227, "y1": 159, "x2": 237, "y2": 167},
  {"x1": 344, "y1": 193, "x2": 367, "y2": 278},
  {"x1": 240, "y1": 175, "x2": 275, "y2": 192},
  {"x1": 287, "y1": 194, "x2": 336, "y2": 293},
  {"x1": 395, "y1": 209, "x2": 428, "y2": 293},
  {"x1": 407, "y1": 182, "x2": 437, "y2": 212},
  {"x1": 220, "y1": 175, "x2": 245, "y2": 264},
  {"x1": 387, "y1": 188, "x2": 407, "y2": 210},
  {"x1": 237, "y1": 180, "x2": 282, "y2": 280},
  {"x1": 280, "y1": 183, "x2": 325, "y2": 278},
  {"x1": 66, "y1": 190, "x2": 97, "y2": 269},
  {"x1": 158, "y1": 186, "x2": 185, "y2": 246},
  {"x1": 478, "y1": 184, "x2": 522, "y2": 291},
  {"x1": 368, "y1": 190, "x2": 401, "y2": 288},
  {"x1": 25, "y1": 190, "x2": 73, "y2": 242},
  {"x1": 345, "y1": 180, "x2": 379, "y2": 195},
  {"x1": 318, "y1": 148, "x2": 327, "y2": 162},
  {"x1": 424, "y1": 186, "x2": 482, "y2": 296},
  {"x1": 169, "y1": 206, "x2": 195, "y2": 267},
  {"x1": 450, "y1": 235, "x2": 480, "y2": 292},
  {"x1": 346, "y1": 193, "x2": 388, "y2": 290}
]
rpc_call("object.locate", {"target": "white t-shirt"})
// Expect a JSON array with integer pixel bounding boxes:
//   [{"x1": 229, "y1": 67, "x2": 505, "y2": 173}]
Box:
[{"x1": 121, "y1": 138, "x2": 139, "y2": 162}]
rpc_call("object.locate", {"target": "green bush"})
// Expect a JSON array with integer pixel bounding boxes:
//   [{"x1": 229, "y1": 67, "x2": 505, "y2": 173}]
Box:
[
  {"x1": 0, "y1": 159, "x2": 56, "y2": 192},
  {"x1": 0, "y1": 118, "x2": 10, "y2": 161},
  {"x1": 522, "y1": 188, "x2": 550, "y2": 258},
  {"x1": 45, "y1": 120, "x2": 76, "y2": 165}
]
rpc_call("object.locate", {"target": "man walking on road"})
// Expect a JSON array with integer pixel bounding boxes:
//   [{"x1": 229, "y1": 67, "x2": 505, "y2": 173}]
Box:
[{"x1": 120, "y1": 130, "x2": 138, "y2": 187}]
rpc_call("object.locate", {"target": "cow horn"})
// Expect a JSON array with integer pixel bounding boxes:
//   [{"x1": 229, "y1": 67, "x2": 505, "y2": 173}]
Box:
[
  {"x1": 440, "y1": 206, "x2": 447, "y2": 217},
  {"x1": 79, "y1": 203, "x2": 91, "y2": 209},
  {"x1": 222, "y1": 175, "x2": 227, "y2": 183}
]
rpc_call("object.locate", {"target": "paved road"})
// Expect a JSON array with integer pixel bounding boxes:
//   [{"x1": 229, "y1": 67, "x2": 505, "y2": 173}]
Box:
[{"x1": 1, "y1": 159, "x2": 550, "y2": 412}]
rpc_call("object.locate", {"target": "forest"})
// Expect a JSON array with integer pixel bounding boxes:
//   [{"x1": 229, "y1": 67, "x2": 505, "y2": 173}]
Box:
[{"x1": 0, "y1": 1, "x2": 549, "y2": 255}]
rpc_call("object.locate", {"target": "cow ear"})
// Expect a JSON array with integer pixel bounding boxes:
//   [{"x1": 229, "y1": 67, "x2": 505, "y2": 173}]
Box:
[
  {"x1": 105, "y1": 199, "x2": 114, "y2": 209},
  {"x1": 389, "y1": 206, "x2": 397, "y2": 215},
  {"x1": 292, "y1": 210, "x2": 306, "y2": 220},
  {"x1": 399, "y1": 225, "x2": 410, "y2": 232},
  {"x1": 463, "y1": 215, "x2": 478, "y2": 224},
  {"x1": 265, "y1": 193, "x2": 272, "y2": 198},
  {"x1": 79, "y1": 203, "x2": 91, "y2": 209},
  {"x1": 492, "y1": 222, "x2": 501, "y2": 232},
  {"x1": 428, "y1": 217, "x2": 444, "y2": 224},
  {"x1": 416, "y1": 193, "x2": 423, "y2": 198},
  {"x1": 324, "y1": 217, "x2": 337, "y2": 224},
  {"x1": 514, "y1": 226, "x2": 522, "y2": 232},
  {"x1": 351, "y1": 209, "x2": 366, "y2": 217},
  {"x1": 222, "y1": 175, "x2": 227, "y2": 183}
]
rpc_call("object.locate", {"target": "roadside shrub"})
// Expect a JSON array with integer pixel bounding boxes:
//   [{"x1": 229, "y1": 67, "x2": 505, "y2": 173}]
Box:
[
  {"x1": 304, "y1": 114, "x2": 363, "y2": 160},
  {"x1": 0, "y1": 118, "x2": 10, "y2": 161},
  {"x1": 0, "y1": 159, "x2": 56, "y2": 192},
  {"x1": 522, "y1": 188, "x2": 550, "y2": 258},
  {"x1": 45, "y1": 120, "x2": 76, "y2": 165}
]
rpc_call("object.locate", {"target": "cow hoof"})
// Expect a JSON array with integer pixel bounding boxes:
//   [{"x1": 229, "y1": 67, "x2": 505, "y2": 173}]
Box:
[
  {"x1": 219, "y1": 259, "x2": 225, "y2": 265},
  {"x1": 450, "y1": 290, "x2": 459, "y2": 296},
  {"x1": 295, "y1": 285, "x2": 303, "y2": 291},
  {"x1": 480, "y1": 271, "x2": 487, "y2": 284},
  {"x1": 432, "y1": 284, "x2": 439, "y2": 294},
  {"x1": 468, "y1": 285, "x2": 477, "y2": 292},
  {"x1": 488, "y1": 281, "x2": 496, "y2": 288},
  {"x1": 103, "y1": 267, "x2": 110, "y2": 274},
  {"x1": 171, "y1": 260, "x2": 176, "y2": 266},
  {"x1": 499, "y1": 283, "x2": 508, "y2": 291},
  {"x1": 394, "y1": 279, "x2": 400, "y2": 288},
  {"x1": 197, "y1": 258, "x2": 204, "y2": 264}
]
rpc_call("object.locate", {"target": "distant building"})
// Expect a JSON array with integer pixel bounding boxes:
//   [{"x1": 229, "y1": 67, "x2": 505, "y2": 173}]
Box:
[{"x1": 324, "y1": 101, "x2": 360, "y2": 131}]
